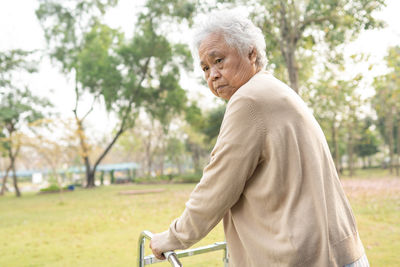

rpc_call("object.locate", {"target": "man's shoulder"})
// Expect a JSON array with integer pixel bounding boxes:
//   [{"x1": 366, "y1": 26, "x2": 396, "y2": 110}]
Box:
[
  {"x1": 229, "y1": 72, "x2": 282, "y2": 110},
  {"x1": 235, "y1": 71, "x2": 293, "y2": 101},
  {"x1": 230, "y1": 71, "x2": 313, "y2": 127}
]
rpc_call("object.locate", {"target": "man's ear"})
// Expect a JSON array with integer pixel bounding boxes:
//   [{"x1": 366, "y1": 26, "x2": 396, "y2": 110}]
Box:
[{"x1": 249, "y1": 47, "x2": 257, "y2": 65}]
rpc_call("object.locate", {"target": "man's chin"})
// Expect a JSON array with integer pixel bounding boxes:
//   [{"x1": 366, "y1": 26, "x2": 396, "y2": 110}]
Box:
[
  {"x1": 218, "y1": 93, "x2": 230, "y2": 101},
  {"x1": 210, "y1": 88, "x2": 219, "y2": 97}
]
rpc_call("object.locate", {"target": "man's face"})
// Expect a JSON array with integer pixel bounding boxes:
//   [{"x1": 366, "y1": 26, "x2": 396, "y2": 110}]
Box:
[{"x1": 199, "y1": 33, "x2": 257, "y2": 100}]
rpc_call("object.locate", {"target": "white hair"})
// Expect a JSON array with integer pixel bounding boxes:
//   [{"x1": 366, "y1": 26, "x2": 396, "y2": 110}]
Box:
[{"x1": 192, "y1": 9, "x2": 267, "y2": 69}]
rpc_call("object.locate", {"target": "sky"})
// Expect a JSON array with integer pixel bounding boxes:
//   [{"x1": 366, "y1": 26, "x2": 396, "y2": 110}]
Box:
[{"x1": 0, "y1": 0, "x2": 399, "y2": 139}]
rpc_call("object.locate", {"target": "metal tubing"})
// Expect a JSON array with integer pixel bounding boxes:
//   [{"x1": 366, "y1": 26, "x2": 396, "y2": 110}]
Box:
[
  {"x1": 223, "y1": 243, "x2": 229, "y2": 267},
  {"x1": 138, "y1": 231, "x2": 182, "y2": 267},
  {"x1": 138, "y1": 230, "x2": 228, "y2": 266},
  {"x1": 165, "y1": 251, "x2": 182, "y2": 267}
]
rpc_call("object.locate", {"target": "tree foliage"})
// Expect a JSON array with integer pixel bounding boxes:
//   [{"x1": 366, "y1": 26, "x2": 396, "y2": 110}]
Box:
[
  {"x1": 304, "y1": 49, "x2": 369, "y2": 175},
  {"x1": 215, "y1": 0, "x2": 385, "y2": 93},
  {"x1": 36, "y1": 0, "x2": 191, "y2": 186},
  {"x1": 372, "y1": 46, "x2": 400, "y2": 175},
  {"x1": 0, "y1": 88, "x2": 52, "y2": 196},
  {"x1": 0, "y1": 49, "x2": 53, "y2": 197},
  {"x1": 354, "y1": 118, "x2": 380, "y2": 168}
]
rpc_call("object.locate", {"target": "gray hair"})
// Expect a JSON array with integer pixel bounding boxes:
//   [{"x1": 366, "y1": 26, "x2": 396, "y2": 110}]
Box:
[{"x1": 192, "y1": 10, "x2": 267, "y2": 69}]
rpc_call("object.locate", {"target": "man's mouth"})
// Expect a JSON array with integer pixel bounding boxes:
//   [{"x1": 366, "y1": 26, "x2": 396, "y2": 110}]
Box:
[{"x1": 216, "y1": 85, "x2": 227, "y2": 91}]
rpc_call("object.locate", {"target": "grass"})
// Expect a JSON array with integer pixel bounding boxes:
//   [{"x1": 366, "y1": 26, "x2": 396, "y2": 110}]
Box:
[
  {"x1": 0, "y1": 184, "x2": 225, "y2": 267},
  {"x1": 340, "y1": 178, "x2": 400, "y2": 266},
  {"x1": 0, "y1": 170, "x2": 399, "y2": 266},
  {"x1": 351, "y1": 197, "x2": 400, "y2": 266},
  {"x1": 341, "y1": 167, "x2": 395, "y2": 179}
]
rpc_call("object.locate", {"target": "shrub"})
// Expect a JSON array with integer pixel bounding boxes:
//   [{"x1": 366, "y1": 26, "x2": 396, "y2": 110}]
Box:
[
  {"x1": 39, "y1": 184, "x2": 71, "y2": 193},
  {"x1": 173, "y1": 173, "x2": 202, "y2": 183}
]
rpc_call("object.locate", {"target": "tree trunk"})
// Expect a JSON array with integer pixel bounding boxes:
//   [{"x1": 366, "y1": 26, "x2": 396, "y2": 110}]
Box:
[
  {"x1": 347, "y1": 116, "x2": 356, "y2": 177},
  {"x1": 159, "y1": 142, "x2": 165, "y2": 176},
  {"x1": 280, "y1": 41, "x2": 299, "y2": 93},
  {"x1": 147, "y1": 158, "x2": 153, "y2": 176},
  {"x1": 90, "y1": 171, "x2": 96, "y2": 187},
  {"x1": 0, "y1": 165, "x2": 11, "y2": 196},
  {"x1": 110, "y1": 170, "x2": 115, "y2": 184},
  {"x1": 74, "y1": 116, "x2": 95, "y2": 188},
  {"x1": 100, "y1": 171, "x2": 105, "y2": 185},
  {"x1": 347, "y1": 124, "x2": 354, "y2": 177},
  {"x1": 144, "y1": 131, "x2": 153, "y2": 176},
  {"x1": 89, "y1": 127, "x2": 125, "y2": 187},
  {"x1": 278, "y1": 3, "x2": 300, "y2": 94},
  {"x1": 331, "y1": 120, "x2": 341, "y2": 174},
  {"x1": 6, "y1": 139, "x2": 21, "y2": 197},
  {"x1": 11, "y1": 157, "x2": 21, "y2": 197},
  {"x1": 396, "y1": 120, "x2": 400, "y2": 177},
  {"x1": 85, "y1": 169, "x2": 96, "y2": 188},
  {"x1": 53, "y1": 168, "x2": 64, "y2": 202},
  {"x1": 286, "y1": 49, "x2": 299, "y2": 93},
  {"x1": 177, "y1": 157, "x2": 183, "y2": 175},
  {"x1": 84, "y1": 157, "x2": 95, "y2": 188},
  {"x1": 386, "y1": 111, "x2": 394, "y2": 174},
  {"x1": 146, "y1": 141, "x2": 153, "y2": 176},
  {"x1": 192, "y1": 145, "x2": 201, "y2": 174}
]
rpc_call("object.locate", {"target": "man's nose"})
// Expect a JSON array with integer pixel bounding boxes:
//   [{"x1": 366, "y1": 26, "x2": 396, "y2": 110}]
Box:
[{"x1": 210, "y1": 66, "x2": 221, "y2": 81}]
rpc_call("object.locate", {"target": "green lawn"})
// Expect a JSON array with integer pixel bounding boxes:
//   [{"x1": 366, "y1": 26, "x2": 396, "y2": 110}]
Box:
[
  {"x1": 0, "y1": 184, "x2": 225, "y2": 267},
  {"x1": 341, "y1": 167, "x2": 394, "y2": 179},
  {"x1": 0, "y1": 174, "x2": 399, "y2": 266}
]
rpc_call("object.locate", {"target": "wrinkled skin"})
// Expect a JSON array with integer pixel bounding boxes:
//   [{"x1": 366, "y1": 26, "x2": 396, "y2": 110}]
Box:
[
  {"x1": 199, "y1": 32, "x2": 259, "y2": 100},
  {"x1": 149, "y1": 234, "x2": 166, "y2": 260},
  {"x1": 149, "y1": 32, "x2": 260, "y2": 260}
]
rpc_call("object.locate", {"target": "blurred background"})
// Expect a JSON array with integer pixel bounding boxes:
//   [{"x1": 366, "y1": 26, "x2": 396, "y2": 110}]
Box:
[{"x1": 0, "y1": 0, "x2": 399, "y2": 266}]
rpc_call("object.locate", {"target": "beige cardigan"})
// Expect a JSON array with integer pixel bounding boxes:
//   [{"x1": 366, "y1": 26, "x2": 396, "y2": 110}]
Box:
[{"x1": 155, "y1": 71, "x2": 364, "y2": 266}]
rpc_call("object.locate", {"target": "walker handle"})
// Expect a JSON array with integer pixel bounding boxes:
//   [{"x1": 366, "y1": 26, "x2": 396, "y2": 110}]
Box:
[{"x1": 138, "y1": 230, "x2": 182, "y2": 267}]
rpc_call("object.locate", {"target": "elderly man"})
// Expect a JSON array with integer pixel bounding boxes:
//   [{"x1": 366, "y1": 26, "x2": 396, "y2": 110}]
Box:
[{"x1": 150, "y1": 10, "x2": 368, "y2": 267}]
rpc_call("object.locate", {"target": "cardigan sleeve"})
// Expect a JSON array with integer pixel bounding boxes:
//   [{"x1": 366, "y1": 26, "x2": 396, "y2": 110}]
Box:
[{"x1": 152, "y1": 95, "x2": 264, "y2": 252}]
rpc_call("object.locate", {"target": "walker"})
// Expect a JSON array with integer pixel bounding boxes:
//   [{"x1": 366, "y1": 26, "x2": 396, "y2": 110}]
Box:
[{"x1": 138, "y1": 230, "x2": 228, "y2": 266}]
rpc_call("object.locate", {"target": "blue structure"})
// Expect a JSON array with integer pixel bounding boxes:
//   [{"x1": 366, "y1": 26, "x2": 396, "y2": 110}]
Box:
[{"x1": 0, "y1": 162, "x2": 140, "y2": 179}]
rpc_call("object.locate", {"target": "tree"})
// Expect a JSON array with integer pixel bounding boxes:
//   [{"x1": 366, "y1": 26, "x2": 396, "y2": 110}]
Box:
[
  {"x1": 0, "y1": 123, "x2": 10, "y2": 194},
  {"x1": 166, "y1": 136, "x2": 186, "y2": 175},
  {"x1": 0, "y1": 89, "x2": 52, "y2": 197},
  {"x1": 0, "y1": 50, "x2": 36, "y2": 88},
  {"x1": 354, "y1": 118, "x2": 380, "y2": 168},
  {"x1": 373, "y1": 76, "x2": 396, "y2": 174},
  {"x1": 0, "y1": 49, "x2": 52, "y2": 197},
  {"x1": 305, "y1": 48, "x2": 368, "y2": 175},
  {"x1": 25, "y1": 118, "x2": 81, "y2": 199},
  {"x1": 373, "y1": 46, "x2": 400, "y2": 176},
  {"x1": 306, "y1": 71, "x2": 346, "y2": 173},
  {"x1": 184, "y1": 102, "x2": 208, "y2": 173},
  {"x1": 386, "y1": 46, "x2": 400, "y2": 176},
  {"x1": 36, "y1": 0, "x2": 190, "y2": 187},
  {"x1": 136, "y1": 16, "x2": 189, "y2": 175},
  {"x1": 202, "y1": 104, "x2": 226, "y2": 145},
  {"x1": 343, "y1": 91, "x2": 365, "y2": 176},
  {"x1": 36, "y1": 0, "x2": 120, "y2": 187},
  {"x1": 216, "y1": 0, "x2": 385, "y2": 93}
]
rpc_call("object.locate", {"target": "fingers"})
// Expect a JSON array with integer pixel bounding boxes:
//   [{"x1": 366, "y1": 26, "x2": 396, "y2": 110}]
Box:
[{"x1": 149, "y1": 240, "x2": 166, "y2": 260}]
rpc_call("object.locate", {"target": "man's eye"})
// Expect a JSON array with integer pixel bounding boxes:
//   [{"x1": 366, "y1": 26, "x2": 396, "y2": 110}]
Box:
[
  {"x1": 215, "y1": 58, "x2": 223, "y2": 64},
  {"x1": 202, "y1": 66, "x2": 209, "y2": 72}
]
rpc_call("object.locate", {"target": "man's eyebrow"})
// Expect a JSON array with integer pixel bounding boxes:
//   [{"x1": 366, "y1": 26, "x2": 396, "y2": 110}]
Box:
[
  {"x1": 200, "y1": 50, "x2": 222, "y2": 66},
  {"x1": 208, "y1": 51, "x2": 220, "y2": 57}
]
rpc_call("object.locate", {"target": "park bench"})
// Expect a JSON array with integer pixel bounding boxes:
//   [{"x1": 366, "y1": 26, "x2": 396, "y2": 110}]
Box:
[{"x1": 138, "y1": 230, "x2": 228, "y2": 267}]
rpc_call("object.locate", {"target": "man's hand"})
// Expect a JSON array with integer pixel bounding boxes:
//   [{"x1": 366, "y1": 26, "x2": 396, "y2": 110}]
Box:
[{"x1": 149, "y1": 233, "x2": 166, "y2": 260}]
